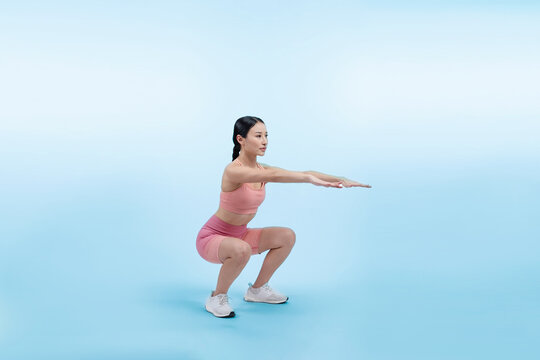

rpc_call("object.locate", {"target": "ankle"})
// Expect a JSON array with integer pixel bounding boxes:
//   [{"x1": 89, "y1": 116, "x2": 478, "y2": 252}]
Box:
[{"x1": 212, "y1": 291, "x2": 227, "y2": 297}]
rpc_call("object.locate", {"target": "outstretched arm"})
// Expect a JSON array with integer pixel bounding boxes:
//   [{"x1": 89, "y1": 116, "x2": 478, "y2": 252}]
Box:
[
  {"x1": 303, "y1": 170, "x2": 372, "y2": 188},
  {"x1": 302, "y1": 170, "x2": 341, "y2": 183},
  {"x1": 228, "y1": 163, "x2": 342, "y2": 188},
  {"x1": 258, "y1": 163, "x2": 371, "y2": 188}
]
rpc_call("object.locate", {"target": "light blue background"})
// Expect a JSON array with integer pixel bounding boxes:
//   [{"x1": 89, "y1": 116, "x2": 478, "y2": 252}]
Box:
[{"x1": 1, "y1": 1, "x2": 539, "y2": 359}]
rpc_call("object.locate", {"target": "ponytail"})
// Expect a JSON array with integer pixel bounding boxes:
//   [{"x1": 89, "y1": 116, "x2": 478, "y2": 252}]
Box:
[{"x1": 232, "y1": 142, "x2": 241, "y2": 161}]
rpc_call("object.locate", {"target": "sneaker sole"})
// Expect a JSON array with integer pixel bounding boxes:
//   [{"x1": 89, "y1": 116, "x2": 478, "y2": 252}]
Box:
[
  {"x1": 206, "y1": 308, "x2": 236, "y2": 318},
  {"x1": 243, "y1": 296, "x2": 289, "y2": 304}
]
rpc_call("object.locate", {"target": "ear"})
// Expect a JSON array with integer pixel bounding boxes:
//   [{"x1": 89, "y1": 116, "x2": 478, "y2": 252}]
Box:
[{"x1": 236, "y1": 134, "x2": 245, "y2": 144}]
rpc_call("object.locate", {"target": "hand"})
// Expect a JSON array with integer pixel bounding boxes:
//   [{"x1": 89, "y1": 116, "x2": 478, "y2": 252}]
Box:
[
  {"x1": 308, "y1": 175, "x2": 343, "y2": 188},
  {"x1": 339, "y1": 177, "x2": 372, "y2": 188}
]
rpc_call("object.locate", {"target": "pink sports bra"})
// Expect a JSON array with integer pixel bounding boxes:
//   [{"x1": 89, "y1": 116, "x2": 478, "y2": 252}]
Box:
[{"x1": 219, "y1": 160, "x2": 266, "y2": 214}]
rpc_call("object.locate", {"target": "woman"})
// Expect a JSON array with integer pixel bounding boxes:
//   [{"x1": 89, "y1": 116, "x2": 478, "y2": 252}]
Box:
[{"x1": 196, "y1": 116, "x2": 371, "y2": 318}]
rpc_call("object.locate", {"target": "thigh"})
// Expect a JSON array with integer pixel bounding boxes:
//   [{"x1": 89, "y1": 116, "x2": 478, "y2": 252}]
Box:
[
  {"x1": 197, "y1": 234, "x2": 227, "y2": 264},
  {"x1": 218, "y1": 236, "x2": 252, "y2": 263},
  {"x1": 241, "y1": 228, "x2": 264, "y2": 255},
  {"x1": 249, "y1": 227, "x2": 295, "y2": 254}
]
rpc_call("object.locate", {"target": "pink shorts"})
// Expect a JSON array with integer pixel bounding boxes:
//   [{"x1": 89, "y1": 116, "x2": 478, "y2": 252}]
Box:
[{"x1": 196, "y1": 215, "x2": 264, "y2": 264}]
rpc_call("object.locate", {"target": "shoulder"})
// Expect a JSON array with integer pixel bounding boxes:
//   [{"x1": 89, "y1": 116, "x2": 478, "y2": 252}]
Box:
[
  {"x1": 223, "y1": 159, "x2": 243, "y2": 171},
  {"x1": 223, "y1": 160, "x2": 243, "y2": 177},
  {"x1": 225, "y1": 160, "x2": 242, "y2": 169},
  {"x1": 222, "y1": 161, "x2": 243, "y2": 188}
]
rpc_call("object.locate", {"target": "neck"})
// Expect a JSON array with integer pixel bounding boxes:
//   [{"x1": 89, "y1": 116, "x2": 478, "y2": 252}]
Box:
[{"x1": 237, "y1": 153, "x2": 257, "y2": 168}]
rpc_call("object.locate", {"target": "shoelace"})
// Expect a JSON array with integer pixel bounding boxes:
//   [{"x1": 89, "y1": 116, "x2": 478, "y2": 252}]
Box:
[{"x1": 217, "y1": 294, "x2": 230, "y2": 306}]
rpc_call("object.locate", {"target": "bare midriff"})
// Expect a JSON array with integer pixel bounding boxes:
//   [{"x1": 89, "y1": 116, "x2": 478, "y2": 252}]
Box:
[
  {"x1": 214, "y1": 180, "x2": 263, "y2": 226},
  {"x1": 214, "y1": 207, "x2": 256, "y2": 226}
]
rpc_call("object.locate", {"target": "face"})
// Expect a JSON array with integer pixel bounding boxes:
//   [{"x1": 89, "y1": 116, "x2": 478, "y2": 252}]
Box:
[{"x1": 238, "y1": 122, "x2": 268, "y2": 156}]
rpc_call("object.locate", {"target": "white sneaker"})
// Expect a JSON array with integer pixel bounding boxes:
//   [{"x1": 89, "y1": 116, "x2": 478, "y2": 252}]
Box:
[
  {"x1": 205, "y1": 292, "x2": 235, "y2": 318},
  {"x1": 244, "y1": 283, "x2": 288, "y2": 304}
]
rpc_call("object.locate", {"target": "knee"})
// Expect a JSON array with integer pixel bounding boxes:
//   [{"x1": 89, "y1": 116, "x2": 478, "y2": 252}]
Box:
[
  {"x1": 283, "y1": 228, "x2": 296, "y2": 248},
  {"x1": 230, "y1": 242, "x2": 251, "y2": 263}
]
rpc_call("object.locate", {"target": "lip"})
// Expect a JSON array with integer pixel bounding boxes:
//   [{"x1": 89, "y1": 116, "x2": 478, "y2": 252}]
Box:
[{"x1": 260, "y1": 148, "x2": 266, "y2": 151}]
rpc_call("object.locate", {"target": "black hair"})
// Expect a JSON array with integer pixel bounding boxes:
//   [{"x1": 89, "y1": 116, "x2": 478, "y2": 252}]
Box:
[{"x1": 232, "y1": 116, "x2": 265, "y2": 161}]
